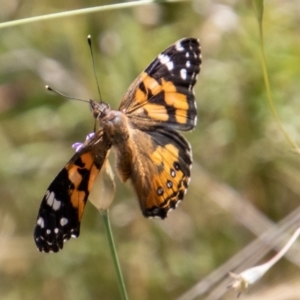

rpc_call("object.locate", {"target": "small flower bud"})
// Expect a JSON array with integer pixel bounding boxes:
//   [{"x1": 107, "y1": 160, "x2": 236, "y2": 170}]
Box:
[{"x1": 89, "y1": 158, "x2": 116, "y2": 211}]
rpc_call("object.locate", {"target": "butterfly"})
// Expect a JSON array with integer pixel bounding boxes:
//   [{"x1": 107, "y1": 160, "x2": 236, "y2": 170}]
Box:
[{"x1": 34, "y1": 37, "x2": 202, "y2": 252}]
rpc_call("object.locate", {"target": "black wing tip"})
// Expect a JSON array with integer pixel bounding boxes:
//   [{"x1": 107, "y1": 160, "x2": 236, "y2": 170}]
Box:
[
  {"x1": 143, "y1": 208, "x2": 168, "y2": 219},
  {"x1": 34, "y1": 235, "x2": 64, "y2": 253},
  {"x1": 178, "y1": 37, "x2": 200, "y2": 43},
  {"x1": 34, "y1": 224, "x2": 80, "y2": 253},
  {"x1": 142, "y1": 199, "x2": 183, "y2": 220}
]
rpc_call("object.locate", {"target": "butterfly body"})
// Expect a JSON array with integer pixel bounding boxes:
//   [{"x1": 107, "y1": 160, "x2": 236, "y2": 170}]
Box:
[{"x1": 34, "y1": 38, "x2": 202, "y2": 252}]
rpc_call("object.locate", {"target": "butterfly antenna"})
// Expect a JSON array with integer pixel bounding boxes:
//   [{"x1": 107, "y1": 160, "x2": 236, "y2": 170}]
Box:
[
  {"x1": 87, "y1": 35, "x2": 103, "y2": 103},
  {"x1": 45, "y1": 85, "x2": 89, "y2": 103}
]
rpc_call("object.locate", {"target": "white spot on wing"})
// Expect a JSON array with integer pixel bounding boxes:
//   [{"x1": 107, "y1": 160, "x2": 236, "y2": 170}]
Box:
[
  {"x1": 46, "y1": 191, "x2": 55, "y2": 206},
  {"x1": 180, "y1": 69, "x2": 187, "y2": 80},
  {"x1": 52, "y1": 199, "x2": 61, "y2": 211},
  {"x1": 158, "y1": 54, "x2": 174, "y2": 70},
  {"x1": 167, "y1": 61, "x2": 174, "y2": 71},
  {"x1": 60, "y1": 218, "x2": 68, "y2": 226},
  {"x1": 167, "y1": 208, "x2": 174, "y2": 216},
  {"x1": 186, "y1": 61, "x2": 191, "y2": 68},
  {"x1": 186, "y1": 178, "x2": 191, "y2": 186},
  {"x1": 37, "y1": 217, "x2": 45, "y2": 228},
  {"x1": 176, "y1": 199, "x2": 182, "y2": 207},
  {"x1": 46, "y1": 191, "x2": 61, "y2": 210},
  {"x1": 175, "y1": 41, "x2": 184, "y2": 51},
  {"x1": 54, "y1": 228, "x2": 59, "y2": 234}
]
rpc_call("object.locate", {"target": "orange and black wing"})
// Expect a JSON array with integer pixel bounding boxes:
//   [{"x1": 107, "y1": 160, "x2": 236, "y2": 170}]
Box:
[
  {"x1": 117, "y1": 38, "x2": 201, "y2": 218},
  {"x1": 119, "y1": 38, "x2": 201, "y2": 131},
  {"x1": 34, "y1": 131, "x2": 111, "y2": 252},
  {"x1": 127, "y1": 127, "x2": 192, "y2": 219}
]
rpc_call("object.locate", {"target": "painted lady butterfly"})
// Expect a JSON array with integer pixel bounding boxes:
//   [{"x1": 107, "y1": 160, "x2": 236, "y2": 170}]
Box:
[{"x1": 34, "y1": 38, "x2": 202, "y2": 252}]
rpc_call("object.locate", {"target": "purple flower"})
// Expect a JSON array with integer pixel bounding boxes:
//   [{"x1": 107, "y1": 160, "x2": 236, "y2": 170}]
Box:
[{"x1": 72, "y1": 132, "x2": 95, "y2": 153}]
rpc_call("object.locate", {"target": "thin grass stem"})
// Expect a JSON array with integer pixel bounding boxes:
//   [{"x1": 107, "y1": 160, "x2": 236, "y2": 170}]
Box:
[
  {"x1": 254, "y1": 0, "x2": 300, "y2": 153},
  {"x1": 0, "y1": 0, "x2": 185, "y2": 29},
  {"x1": 101, "y1": 209, "x2": 128, "y2": 300}
]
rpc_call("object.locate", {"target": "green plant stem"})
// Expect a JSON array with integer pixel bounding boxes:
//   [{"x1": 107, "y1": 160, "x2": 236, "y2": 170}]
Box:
[
  {"x1": 101, "y1": 209, "x2": 128, "y2": 300},
  {"x1": 255, "y1": 1, "x2": 300, "y2": 153},
  {"x1": 0, "y1": 0, "x2": 185, "y2": 29}
]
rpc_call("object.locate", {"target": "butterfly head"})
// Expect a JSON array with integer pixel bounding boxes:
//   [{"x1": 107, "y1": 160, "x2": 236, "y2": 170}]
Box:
[{"x1": 89, "y1": 100, "x2": 110, "y2": 119}]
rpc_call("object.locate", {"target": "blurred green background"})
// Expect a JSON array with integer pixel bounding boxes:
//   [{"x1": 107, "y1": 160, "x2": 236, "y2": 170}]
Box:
[{"x1": 1, "y1": 1, "x2": 300, "y2": 299}]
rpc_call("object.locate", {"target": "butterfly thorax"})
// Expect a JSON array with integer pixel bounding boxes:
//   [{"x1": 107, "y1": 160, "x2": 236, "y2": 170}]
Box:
[{"x1": 101, "y1": 110, "x2": 130, "y2": 143}]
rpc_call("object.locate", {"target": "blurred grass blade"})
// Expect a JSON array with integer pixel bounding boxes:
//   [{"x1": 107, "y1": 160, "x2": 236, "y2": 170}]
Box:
[
  {"x1": 253, "y1": 0, "x2": 300, "y2": 153},
  {"x1": 0, "y1": 0, "x2": 183, "y2": 29},
  {"x1": 253, "y1": 0, "x2": 263, "y2": 23}
]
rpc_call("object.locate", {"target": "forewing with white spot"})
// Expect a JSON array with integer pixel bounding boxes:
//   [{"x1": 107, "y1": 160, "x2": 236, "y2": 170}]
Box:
[
  {"x1": 119, "y1": 37, "x2": 201, "y2": 131},
  {"x1": 34, "y1": 170, "x2": 81, "y2": 253}
]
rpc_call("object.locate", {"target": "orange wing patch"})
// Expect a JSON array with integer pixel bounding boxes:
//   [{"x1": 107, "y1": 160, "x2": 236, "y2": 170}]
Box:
[
  {"x1": 125, "y1": 72, "x2": 192, "y2": 128},
  {"x1": 127, "y1": 127, "x2": 192, "y2": 219},
  {"x1": 145, "y1": 143, "x2": 188, "y2": 213}
]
